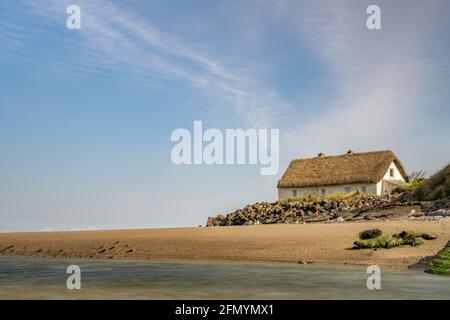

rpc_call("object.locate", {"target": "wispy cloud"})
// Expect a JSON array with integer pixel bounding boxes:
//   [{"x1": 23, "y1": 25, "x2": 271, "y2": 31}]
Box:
[
  {"x1": 1, "y1": 0, "x2": 295, "y2": 127},
  {"x1": 1, "y1": 0, "x2": 448, "y2": 168},
  {"x1": 251, "y1": 0, "x2": 450, "y2": 169}
]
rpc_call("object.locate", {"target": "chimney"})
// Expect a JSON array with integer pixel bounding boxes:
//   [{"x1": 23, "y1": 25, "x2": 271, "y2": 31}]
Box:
[
  {"x1": 347, "y1": 149, "x2": 354, "y2": 154},
  {"x1": 318, "y1": 152, "x2": 326, "y2": 158}
]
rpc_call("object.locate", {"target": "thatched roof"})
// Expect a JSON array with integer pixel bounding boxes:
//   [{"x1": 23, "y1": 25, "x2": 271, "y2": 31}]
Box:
[{"x1": 277, "y1": 150, "x2": 408, "y2": 188}]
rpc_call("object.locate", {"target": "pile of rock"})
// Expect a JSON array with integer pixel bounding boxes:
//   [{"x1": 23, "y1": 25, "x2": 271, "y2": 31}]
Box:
[
  {"x1": 422, "y1": 197, "x2": 450, "y2": 218},
  {"x1": 206, "y1": 193, "x2": 424, "y2": 227}
]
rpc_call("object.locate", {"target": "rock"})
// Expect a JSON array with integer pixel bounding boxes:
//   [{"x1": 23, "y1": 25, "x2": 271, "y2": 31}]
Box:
[
  {"x1": 206, "y1": 217, "x2": 215, "y2": 226},
  {"x1": 421, "y1": 232, "x2": 438, "y2": 240},
  {"x1": 426, "y1": 209, "x2": 450, "y2": 217},
  {"x1": 205, "y1": 192, "x2": 441, "y2": 227},
  {"x1": 408, "y1": 209, "x2": 424, "y2": 217},
  {"x1": 422, "y1": 197, "x2": 450, "y2": 215},
  {"x1": 213, "y1": 220, "x2": 223, "y2": 226}
]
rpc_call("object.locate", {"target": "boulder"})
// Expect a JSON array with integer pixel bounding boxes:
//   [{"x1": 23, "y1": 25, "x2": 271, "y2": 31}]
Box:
[{"x1": 205, "y1": 192, "x2": 422, "y2": 227}]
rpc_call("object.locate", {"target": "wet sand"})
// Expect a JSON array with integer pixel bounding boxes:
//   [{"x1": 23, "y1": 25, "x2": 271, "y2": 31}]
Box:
[{"x1": 1, "y1": 219, "x2": 449, "y2": 268}]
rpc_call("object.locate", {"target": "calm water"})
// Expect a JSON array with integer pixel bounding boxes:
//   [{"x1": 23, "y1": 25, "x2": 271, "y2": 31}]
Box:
[{"x1": 0, "y1": 256, "x2": 449, "y2": 299}]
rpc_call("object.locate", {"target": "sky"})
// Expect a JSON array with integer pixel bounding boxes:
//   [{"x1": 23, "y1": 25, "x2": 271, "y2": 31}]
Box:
[{"x1": 1, "y1": 0, "x2": 449, "y2": 231}]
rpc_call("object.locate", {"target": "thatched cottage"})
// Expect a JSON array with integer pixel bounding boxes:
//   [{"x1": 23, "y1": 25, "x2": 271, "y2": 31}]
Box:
[{"x1": 277, "y1": 150, "x2": 408, "y2": 199}]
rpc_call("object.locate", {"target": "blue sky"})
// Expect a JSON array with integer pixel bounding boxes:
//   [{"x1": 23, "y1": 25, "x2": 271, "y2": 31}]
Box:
[{"x1": 1, "y1": 0, "x2": 449, "y2": 231}]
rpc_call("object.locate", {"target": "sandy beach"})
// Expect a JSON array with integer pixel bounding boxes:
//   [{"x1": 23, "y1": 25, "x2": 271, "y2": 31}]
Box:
[{"x1": 1, "y1": 219, "x2": 449, "y2": 268}]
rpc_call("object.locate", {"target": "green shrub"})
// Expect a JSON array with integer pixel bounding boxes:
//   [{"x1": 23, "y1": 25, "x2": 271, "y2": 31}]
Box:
[
  {"x1": 410, "y1": 238, "x2": 424, "y2": 247},
  {"x1": 392, "y1": 180, "x2": 423, "y2": 194},
  {"x1": 354, "y1": 229, "x2": 436, "y2": 249},
  {"x1": 354, "y1": 236, "x2": 404, "y2": 249},
  {"x1": 400, "y1": 233, "x2": 416, "y2": 245},
  {"x1": 393, "y1": 230, "x2": 421, "y2": 240},
  {"x1": 414, "y1": 163, "x2": 450, "y2": 201},
  {"x1": 426, "y1": 242, "x2": 450, "y2": 275},
  {"x1": 359, "y1": 229, "x2": 382, "y2": 240},
  {"x1": 393, "y1": 230, "x2": 437, "y2": 242}
]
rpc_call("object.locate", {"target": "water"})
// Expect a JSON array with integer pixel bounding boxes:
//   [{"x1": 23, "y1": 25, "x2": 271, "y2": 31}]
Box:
[{"x1": 0, "y1": 256, "x2": 449, "y2": 299}]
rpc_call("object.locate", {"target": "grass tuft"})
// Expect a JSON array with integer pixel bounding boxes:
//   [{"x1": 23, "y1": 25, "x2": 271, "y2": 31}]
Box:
[
  {"x1": 284, "y1": 191, "x2": 364, "y2": 203},
  {"x1": 426, "y1": 242, "x2": 450, "y2": 275},
  {"x1": 354, "y1": 236, "x2": 404, "y2": 249},
  {"x1": 354, "y1": 230, "x2": 436, "y2": 249},
  {"x1": 414, "y1": 163, "x2": 450, "y2": 201}
]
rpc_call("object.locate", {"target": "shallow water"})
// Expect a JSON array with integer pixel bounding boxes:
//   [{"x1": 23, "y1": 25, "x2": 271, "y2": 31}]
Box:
[{"x1": 0, "y1": 256, "x2": 448, "y2": 299}]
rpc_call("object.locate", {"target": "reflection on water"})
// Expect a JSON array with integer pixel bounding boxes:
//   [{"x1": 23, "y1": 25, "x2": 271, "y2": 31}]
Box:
[{"x1": 0, "y1": 256, "x2": 449, "y2": 299}]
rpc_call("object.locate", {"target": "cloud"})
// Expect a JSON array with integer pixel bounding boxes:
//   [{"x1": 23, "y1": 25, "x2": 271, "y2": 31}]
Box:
[
  {"x1": 253, "y1": 0, "x2": 450, "y2": 169},
  {"x1": 1, "y1": 0, "x2": 295, "y2": 127},
  {"x1": 2, "y1": 0, "x2": 448, "y2": 164}
]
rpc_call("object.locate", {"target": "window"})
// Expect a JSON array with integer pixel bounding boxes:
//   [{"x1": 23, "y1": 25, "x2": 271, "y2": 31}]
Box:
[
  {"x1": 389, "y1": 168, "x2": 394, "y2": 177},
  {"x1": 293, "y1": 190, "x2": 298, "y2": 198},
  {"x1": 320, "y1": 188, "x2": 326, "y2": 195},
  {"x1": 345, "y1": 186, "x2": 351, "y2": 193},
  {"x1": 361, "y1": 186, "x2": 367, "y2": 193}
]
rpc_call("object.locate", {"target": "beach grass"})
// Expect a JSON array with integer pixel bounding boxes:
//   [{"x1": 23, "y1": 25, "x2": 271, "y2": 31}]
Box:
[
  {"x1": 354, "y1": 236, "x2": 405, "y2": 249},
  {"x1": 283, "y1": 191, "x2": 363, "y2": 203},
  {"x1": 427, "y1": 242, "x2": 450, "y2": 275},
  {"x1": 354, "y1": 230, "x2": 436, "y2": 249},
  {"x1": 414, "y1": 163, "x2": 450, "y2": 201},
  {"x1": 392, "y1": 180, "x2": 423, "y2": 193},
  {"x1": 359, "y1": 229, "x2": 382, "y2": 240}
]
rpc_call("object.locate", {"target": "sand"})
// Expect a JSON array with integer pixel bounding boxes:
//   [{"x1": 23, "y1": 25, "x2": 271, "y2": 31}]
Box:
[{"x1": 1, "y1": 219, "x2": 449, "y2": 268}]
